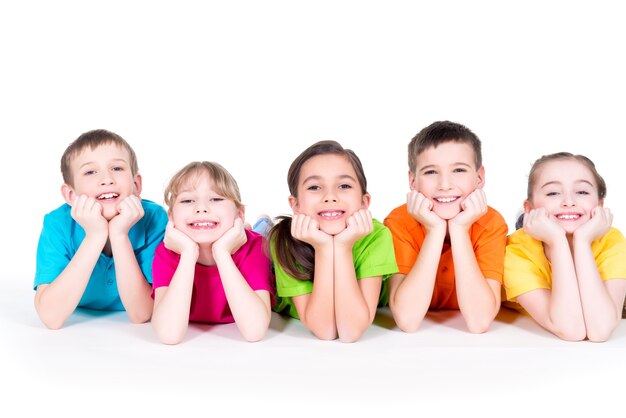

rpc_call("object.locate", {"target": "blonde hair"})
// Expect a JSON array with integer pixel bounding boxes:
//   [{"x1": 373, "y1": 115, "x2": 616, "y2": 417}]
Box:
[
  {"x1": 164, "y1": 161, "x2": 243, "y2": 211},
  {"x1": 61, "y1": 129, "x2": 138, "y2": 187}
]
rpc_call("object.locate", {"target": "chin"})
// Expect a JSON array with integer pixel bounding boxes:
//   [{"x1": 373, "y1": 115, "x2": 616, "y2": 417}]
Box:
[
  {"x1": 433, "y1": 208, "x2": 460, "y2": 221},
  {"x1": 319, "y1": 222, "x2": 347, "y2": 236}
]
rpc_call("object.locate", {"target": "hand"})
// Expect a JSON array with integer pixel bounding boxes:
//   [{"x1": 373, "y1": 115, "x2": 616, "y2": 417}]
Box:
[
  {"x1": 108, "y1": 195, "x2": 145, "y2": 238},
  {"x1": 574, "y1": 207, "x2": 613, "y2": 244},
  {"x1": 449, "y1": 189, "x2": 488, "y2": 231},
  {"x1": 407, "y1": 191, "x2": 446, "y2": 233},
  {"x1": 335, "y1": 209, "x2": 373, "y2": 247},
  {"x1": 523, "y1": 207, "x2": 565, "y2": 246},
  {"x1": 290, "y1": 213, "x2": 332, "y2": 249},
  {"x1": 71, "y1": 195, "x2": 108, "y2": 238},
  {"x1": 164, "y1": 221, "x2": 199, "y2": 257},
  {"x1": 213, "y1": 218, "x2": 247, "y2": 256}
]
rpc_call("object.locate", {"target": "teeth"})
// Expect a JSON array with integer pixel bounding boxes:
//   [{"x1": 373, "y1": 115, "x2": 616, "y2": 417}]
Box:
[
  {"x1": 557, "y1": 214, "x2": 580, "y2": 220},
  {"x1": 97, "y1": 193, "x2": 119, "y2": 200},
  {"x1": 436, "y1": 197, "x2": 456, "y2": 203},
  {"x1": 191, "y1": 222, "x2": 216, "y2": 227},
  {"x1": 320, "y1": 211, "x2": 343, "y2": 217}
]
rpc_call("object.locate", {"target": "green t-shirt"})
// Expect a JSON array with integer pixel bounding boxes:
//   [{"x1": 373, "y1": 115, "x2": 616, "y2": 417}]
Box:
[{"x1": 272, "y1": 219, "x2": 398, "y2": 319}]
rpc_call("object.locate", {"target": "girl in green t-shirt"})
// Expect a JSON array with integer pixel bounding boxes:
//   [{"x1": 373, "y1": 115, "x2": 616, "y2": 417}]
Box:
[{"x1": 269, "y1": 140, "x2": 397, "y2": 342}]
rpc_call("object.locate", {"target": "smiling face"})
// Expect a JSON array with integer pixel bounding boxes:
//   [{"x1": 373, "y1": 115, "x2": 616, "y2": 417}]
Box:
[
  {"x1": 525, "y1": 159, "x2": 602, "y2": 234},
  {"x1": 289, "y1": 153, "x2": 370, "y2": 235},
  {"x1": 409, "y1": 141, "x2": 484, "y2": 220},
  {"x1": 62, "y1": 143, "x2": 141, "y2": 221},
  {"x1": 170, "y1": 173, "x2": 242, "y2": 244}
]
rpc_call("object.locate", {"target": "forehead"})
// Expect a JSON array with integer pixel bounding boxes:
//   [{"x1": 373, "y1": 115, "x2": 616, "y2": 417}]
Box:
[
  {"x1": 71, "y1": 143, "x2": 130, "y2": 166},
  {"x1": 300, "y1": 154, "x2": 356, "y2": 179},
  {"x1": 534, "y1": 159, "x2": 596, "y2": 187},
  {"x1": 178, "y1": 171, "x2": 216, "y2": 192},
  {"x1": 416, "y1": 142, "x2": 476, "y2": 168}
]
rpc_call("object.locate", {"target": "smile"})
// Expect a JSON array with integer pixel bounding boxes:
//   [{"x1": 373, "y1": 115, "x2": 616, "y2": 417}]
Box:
[
  {"x1": 556, "y1": 214, "x2": 581, "y2": 220},
  {"x1": 434, "y1": 197, "x2": 458, "y2": 203},
  {"x1": 97, "y1": 192, "x2": 119, "y2": 200},
  {"x1": 319, "y1": 210, "x2": 345, "y2": 219}
]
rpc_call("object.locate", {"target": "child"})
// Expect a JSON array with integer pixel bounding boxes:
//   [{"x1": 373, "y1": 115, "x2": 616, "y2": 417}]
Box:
[
  {"x1": 504, "y1": 152, "x2": 626, "y2": 341},
  {"x1": 384, "y1": 121, "x2": 507, "y2": 333},
  {"x1": 269, "y1": 140, "x2": 398, "y2": 343},
  {"x1": 151, "y1": 162, "x2": 273, "y2": 344},
  {"x1": 34, "y1": 129, "x2": 168, "y2": 329}
]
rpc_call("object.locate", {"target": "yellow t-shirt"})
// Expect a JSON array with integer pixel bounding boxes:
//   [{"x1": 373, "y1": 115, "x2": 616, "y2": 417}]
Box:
[{"x1": 503, "y1": 227, "x2": 626, "y2": 302}]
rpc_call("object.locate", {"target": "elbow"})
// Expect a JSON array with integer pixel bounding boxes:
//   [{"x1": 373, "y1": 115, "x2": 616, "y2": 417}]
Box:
[
  {"x1": 152, "y1": 322, "x2": 186, "y2": 345},
  {"x1": 391, "y1": 308, "x2": 423, "y2": 333},
  {"x1": 240, "y1": 324, "x2": 269, "y2": 343},
  {"x1": 337, "y1": 326, "x2": 367, "y2": 343},
  {"x1": 39, "y1": 315, "x2": 65, "y2": 330},
  {"x1": 127, "y1": 309, "x2": 151, "y2": 324},
  {"x1": 553, "y1": 325, "x2": 586, "y2": 342},
  {"x1": 465, "y1": 316, "x2": 495, "y2": 334},
  {"x1": 586, "y1": 324, "x2": 616, "y2": 343}
]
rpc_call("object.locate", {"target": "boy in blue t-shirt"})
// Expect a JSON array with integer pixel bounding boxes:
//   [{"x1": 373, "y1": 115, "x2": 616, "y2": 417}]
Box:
[{"x1": 34, "y1": 129, "x2": 167, "y2": 329}]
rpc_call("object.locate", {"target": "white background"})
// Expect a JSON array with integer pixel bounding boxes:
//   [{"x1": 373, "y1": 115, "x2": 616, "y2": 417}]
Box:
[{"x1": 1, "y1": 1, "x2": 625, "y2": 416}]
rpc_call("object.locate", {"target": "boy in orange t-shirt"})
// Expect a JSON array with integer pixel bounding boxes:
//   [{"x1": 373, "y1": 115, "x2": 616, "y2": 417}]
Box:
[{"x1": 384, "y1": 121, "x2": 508, "y2": 333}]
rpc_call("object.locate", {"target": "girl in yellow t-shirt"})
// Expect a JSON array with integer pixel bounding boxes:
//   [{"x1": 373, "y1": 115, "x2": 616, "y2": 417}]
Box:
[{"x1": 504, "y1": 152, "x2": 626, "y2": 341}]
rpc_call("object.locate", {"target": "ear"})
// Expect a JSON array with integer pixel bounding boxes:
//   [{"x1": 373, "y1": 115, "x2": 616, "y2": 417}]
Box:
[
  {"x1": 523, "y1": 199, "x2": 533, "y2": 213},
  {"x1": 361, "y1": 193, "x2": 371, "y2": 210},
  {"x1": 476, "y1": 166, "x2": 486, "y2": 189},
  {"x1": 408, "y1": 170, "x2": 417, "y2": 191},
  {"x1": 238, "y1": 205, "x2": 246, "y2": 221},
  {"x1": 598, "y1": 199, "x2": 604, "y2": 208},
  {"x1": 61, "y1": 183, "x2": 76, "y2": 205},
  {"x1": 288, "y1": 195, "x2": 299, "y2": 214},
  {"x1": 133, "y1": 173, "x2": 143, "y2": 196}
]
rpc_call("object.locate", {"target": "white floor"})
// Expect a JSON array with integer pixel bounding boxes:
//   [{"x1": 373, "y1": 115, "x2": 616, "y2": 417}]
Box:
[{"x1": 3, "y1": 278, "x2": 625, "y2": 417}]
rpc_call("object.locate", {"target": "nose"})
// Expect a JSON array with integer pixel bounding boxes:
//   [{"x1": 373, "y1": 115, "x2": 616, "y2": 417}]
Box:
[
  {"x1": 561, "y1": 192, "x2": 576, "y2": 207},
  {"x1": 99, "y1": 172, "x2": 114, "y2": 186},
  {"x1": 323, "y1": 191, "x2": 338, "y2": 203},
  {"x1": 438, "y1": 173, "x2": 451, "y2": 190}
]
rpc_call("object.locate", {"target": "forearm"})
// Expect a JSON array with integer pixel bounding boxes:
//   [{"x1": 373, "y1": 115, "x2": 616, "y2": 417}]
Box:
[
  {"x1": 35, "y1": 234, "x2": 106, "y2": 329},
  {"x1": 151, "y1": 254, "x2": 196, "y2": 344},
  {"x1": 389, "y1": 231, "x2": 444, "y2": 332},
  {"x1": 300, "y1": 246, "x2": 336, "y2": 340},
  {"x1": 333, "y1": 246, "x2": 371, "y2": 343},
  {"x1": 573, "y1": 239, "x2": 621, "y2": 341},
  {"x1": 450, "y1": 229, "x2": 499, "y2": 333},
  {"x1": 110, "y1": 234, "x2": 153, "y2": 323},
  {"x1": 214, "y1": 252, "x2": 271, "y2": 342}
]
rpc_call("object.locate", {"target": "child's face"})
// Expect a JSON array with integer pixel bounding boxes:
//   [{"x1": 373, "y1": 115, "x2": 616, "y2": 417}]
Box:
[
  {"x1": 409, "y1": 142, "x2": 484, "y2": 220},
  {"x1": 170, "y1": 174, "x2": 242, "y2": 244},
  {"x1": 525, "y1": 159, "x2": 602, "y2": 234},
  {"x1": 289, "y1": 154, "x2": 370, "y2": 235},
  {"x1": 63, "y1": 143, "x2": 141, "y2": 221}
]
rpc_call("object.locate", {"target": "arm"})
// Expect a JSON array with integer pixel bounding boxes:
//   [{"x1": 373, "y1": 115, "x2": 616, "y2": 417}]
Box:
[
  {"x1": 572, "y1": 207, "x2": 624, "y2": 342},
  {"x1": 34, "y1": 196, "x2": 108, "y2": 329},
  {"x1": 151, "y1": 222, "x2": 198, "y2": 345},
  {"x1": 290, "y1": 214, "x2": 337, "y2": 340},
  {"x1": 516, "y1": 208, "x2": 586, "y2": 340},
  {"x1": 333, "y1": 209, "x2": 381, "y2": 342},
  {"x1": 213, "y1": 219, "x2": 272, "y2": 342},
  {"x1": 388, "y1": 191, "x2": 446, "y2": 332},
  {"x1": 449, "y1": 189, "x2": 500, "y2": 333},
  {"x1": 109, "y1": 196, "x2": 153, "y2": 323}
]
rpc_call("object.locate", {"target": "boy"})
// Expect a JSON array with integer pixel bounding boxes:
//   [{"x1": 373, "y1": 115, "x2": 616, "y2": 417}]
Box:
[
  {"x1": 34, "y1": 129, "x2": 168, "y2": 329},
  {"x1": 384, "y1": 121, "x2": 507, "y2": 333}
]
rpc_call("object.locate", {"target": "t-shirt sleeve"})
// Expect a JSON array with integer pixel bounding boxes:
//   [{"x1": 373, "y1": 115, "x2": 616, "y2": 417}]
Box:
[
  {"x1": 503, "y1": 235, "x2": 550, "y2": 301},
  {"x1": 237, "y1": 232, "x2": 275, "y2": 296},
  {"x1": 596, "y1": 228, "x2": 626, "y2": 280},
  {"x1": 384, "y1": 209, "x2": 421, "y2": 276},
  {"x1": 151, "y1": 242, "x2": 178, "y2": 292},
  {"x1": 34, "y1": 213, "x2": 72, "y2": 289},
  {"x1": 135, "y1": 204, "x2": 168, "y2": 284},
  {"x1": 474, "y1": 210, "x2": 508, "y2": 283},
  {"x1": 271, "y1": 239, "x2": 314, "y2": 298},
  {"x1": 354, "y1": 222, "x2": 399, "y2": 281}
]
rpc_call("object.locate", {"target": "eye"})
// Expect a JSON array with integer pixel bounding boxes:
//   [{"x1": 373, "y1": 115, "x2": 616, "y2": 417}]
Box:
[
  {"x1": 179, "y1": 199, "x2": 193, "y2": 204},
  {"x1": 422, "y1": 169, "x2": 436, "y2": 175},
  {"x1": 453, "y1": 167, "x2": 467, "y2": 173},
  {"x1": 576, "y1": 190, "x2": 591, "y2": 195},
  {"x1": 112, "y1": 166, "x2": 124, "y2": 172},
  {"x1": 546, "y1": 191, "x2": 559, "y2": 197},
  {"x1": 84, "y1": 170, "x2": 96, "y2": 176},
  {"x1": 210, "y1": 197, "x2": 225, "y2": 202},
  {"x1": 306, "y1": 185, "x2": 321, "y2": 191},
  {"x1": 339, "y1": 183, "x2": 352, "y2": 190}
]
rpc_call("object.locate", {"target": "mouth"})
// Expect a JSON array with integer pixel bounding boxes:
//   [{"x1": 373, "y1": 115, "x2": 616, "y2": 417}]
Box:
[
  {"x1": 97, "y1": 192, "x2": 119, "y2": 201},
  {"x1": 188, "y1": 221, "x2": 218, "y2": 229},
  {"x1": 318, "y1": 210, "x2": 345, "y2": 220},
  {"x1": 555, "y1": 213, "x2": 582, "y2": 221},
  {"x1": 434, "y1": 196, "x2": 459, "y2": 204}
]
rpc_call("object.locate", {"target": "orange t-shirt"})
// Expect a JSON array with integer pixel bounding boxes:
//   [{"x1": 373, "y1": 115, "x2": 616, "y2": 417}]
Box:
[{"x1": 383, "y1": 204, "x2": 508, "y2": 310}]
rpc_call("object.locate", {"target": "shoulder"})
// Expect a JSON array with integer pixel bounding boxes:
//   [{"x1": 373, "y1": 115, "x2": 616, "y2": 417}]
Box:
[
  {"x1": 384, "y1": 203, "x2": 410, "y2": 225},
  {"x1": 141, "y1": 199, "x2": 167, "y2": 218},
  {"x1": 383, "y1": 203, "x2": 423, "y2": 236},
  {"x1": 506, "y1": 228, "x2": 541, "y2": 252},
  {"x1": 473, "y1": 206, "x2": 508, "y2": 235},
  {"x1": 41, "y1": 204, "x2": 74, "y2": 230},
  {"x1": 593, "y1": 227, "x2": 626, "y2": 250}
]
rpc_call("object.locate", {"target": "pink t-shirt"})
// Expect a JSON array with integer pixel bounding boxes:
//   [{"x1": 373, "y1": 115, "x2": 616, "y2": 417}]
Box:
[{"x1": 152, "y1": 230, "x2": 274, "y2": 323}]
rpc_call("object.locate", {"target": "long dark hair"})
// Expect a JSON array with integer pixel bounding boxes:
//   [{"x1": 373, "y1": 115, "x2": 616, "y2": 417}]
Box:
[{"x1": 269, "y1": 140, "x2": 368, "y2": 281}]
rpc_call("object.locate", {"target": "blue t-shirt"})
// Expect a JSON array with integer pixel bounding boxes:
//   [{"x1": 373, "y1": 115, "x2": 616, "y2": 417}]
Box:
[{"x1": 34, "y1": 199, "x2": 168, "y2": 311}]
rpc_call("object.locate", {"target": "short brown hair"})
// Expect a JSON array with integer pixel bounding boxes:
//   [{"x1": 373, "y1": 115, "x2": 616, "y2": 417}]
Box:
[
  {"x1": 526, "y1": 152, "x2": 607, "y2": 200},
  {"x1": 61, "y1": 129, "x2": 138, "y2": 186},
  {"x1": 164, "y1": 161, "x2": 243, "y2": 211},
  {"x1": 408, "y1": 121, "x2": 482, "y2": 174}
]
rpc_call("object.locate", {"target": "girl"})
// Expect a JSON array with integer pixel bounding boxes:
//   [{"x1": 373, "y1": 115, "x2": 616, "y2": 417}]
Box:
[
  {"x1": 504, "y1": 152, "x2": 626, "y2": 342},
  {"x1": 151, "y1": 162, "x2": 273, "y2": 344},
  {"x1": 269, "y1": 140, "x2": 398, "y2": 342}
]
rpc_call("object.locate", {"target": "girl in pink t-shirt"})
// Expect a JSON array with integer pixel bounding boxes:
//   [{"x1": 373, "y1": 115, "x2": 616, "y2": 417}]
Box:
[{"x1": 151, "y1": 161, "x2": 274, "y2": 344}]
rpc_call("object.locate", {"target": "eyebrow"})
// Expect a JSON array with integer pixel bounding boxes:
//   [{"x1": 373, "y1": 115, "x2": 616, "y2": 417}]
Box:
[
  {"x1": 302, "y1": 174, "x2": 357, "y2": 184},
  {"x1": 419, "y1": 162, "x2": 472, "y2": 172},
  {"x1": 540, "y1": 179, "x2": 594, "y2": 189},
  {"x1": 79, "y1": 158, "x2": 128, "y2": 170}
]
